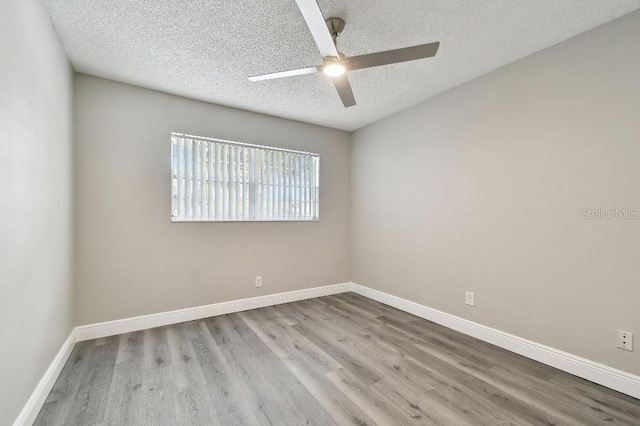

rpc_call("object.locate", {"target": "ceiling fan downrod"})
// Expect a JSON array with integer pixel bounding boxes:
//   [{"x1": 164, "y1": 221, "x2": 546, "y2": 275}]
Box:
[{"x1": 325, "y1": 17, "x2": 345, "y2": 52}]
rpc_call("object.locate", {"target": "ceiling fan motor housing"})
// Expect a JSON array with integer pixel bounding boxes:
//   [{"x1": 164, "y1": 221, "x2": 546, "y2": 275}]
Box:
[{"x1": 326, "y1": 17, "x2": 345, "y2": 37}]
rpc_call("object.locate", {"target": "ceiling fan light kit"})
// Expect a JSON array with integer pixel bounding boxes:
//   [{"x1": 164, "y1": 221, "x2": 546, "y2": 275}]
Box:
[
  {"x1": 322, "y1": 57, "x2": 346, "y2": 77},
  {"x1": 249, "y1": 0, "x2": 440, "y2": 108}
]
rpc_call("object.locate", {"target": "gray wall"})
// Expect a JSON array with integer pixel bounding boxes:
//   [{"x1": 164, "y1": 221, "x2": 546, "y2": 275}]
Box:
[
  {"x1": 73, "y1": 74, "x2": 351, "y2": 325},
  {"x1": 351, "y1": 11, "x2": 640, "y2": 375},
  {"x1": 0, "y1": 0, "x2": 74, "y2": 423}
]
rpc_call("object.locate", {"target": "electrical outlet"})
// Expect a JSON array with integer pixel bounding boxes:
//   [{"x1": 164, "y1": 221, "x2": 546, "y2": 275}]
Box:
[
  {"x1": 616, "y1": 330, "x2": 633, "y2": 351},
  {"x1": 255, "y1": 276, "x2": 263, "y2": 288},
  {"x1": 465, "y1": 291, "x2": 475, "y2": 307}
]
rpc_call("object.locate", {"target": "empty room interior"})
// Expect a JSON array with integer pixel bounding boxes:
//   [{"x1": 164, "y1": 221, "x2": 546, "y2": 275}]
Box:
[{"x1": 3, "y1": 0, "x2": 640, "y2": 424}]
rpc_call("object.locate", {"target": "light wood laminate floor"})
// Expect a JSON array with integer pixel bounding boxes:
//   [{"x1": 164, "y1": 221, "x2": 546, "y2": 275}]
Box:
[{"x1": 35, "y1": 293, "x2": 640, "y2": 425}]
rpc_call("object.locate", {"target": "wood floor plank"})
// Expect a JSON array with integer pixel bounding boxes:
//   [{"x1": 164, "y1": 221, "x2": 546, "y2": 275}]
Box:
[
  {"x1": 141, "y1": 326, "x2": 170, "y2": 371},
  {"x1": 369, "y1": 323, "x2": 564, "y2": 425},
  {"x1": 326, "y1": 367, "x2": 421, "y2": 426},
  {"x1": 204, "y1": 315, "x2": 336, "y2": 425},
  {"x1": 191, "y1": 321, "x2": 260, "y2": 425},
  {"x1": 63, "y1": 336, "x2": 119, "y2": 425},
  {"x1": 240, "y1": 311, "x2": 376, "y2": 426},
  {"x1": 166, "y1": 324, "x2": 219, "y2": 425},
  {"x1": 414, "y1": 342, "x2": 597, "y2": 425},
  {"x1": 371, "y1": 334, "x2": 530, "y2": 425},
  {"x1": 322, "y1": 295, "x2": 381, "y2": 322},
  {"x1": 292, "y1": 321, "x2": 385, "y2": 386},
  {"x1": 114, "y1": 330, "x2": 143, "y2": 366},
  {"x1": 370, "y1": 379, "x2": 470, "y2": 426},
  {"x1": 35, "y1": 293, "x2": 640, "y2": 425},
  {"x1": 240, "y1": 311, "x2": 343, "y2": 374},
  {"x1": 34, "y1": 341, "x2": 94, "y2": 425},
  {"x1": 490, "y1": 365, "x2": 637, "y2": 425},
  {"x1": 101, "y1": 330, "x2": 180, "y2": 426},
  {"x1": 335, "y1": 292, "x2": 420, "y2": 324},
  {"x1": 548, "y1": 373, "x2": 640, "y2": 423}
]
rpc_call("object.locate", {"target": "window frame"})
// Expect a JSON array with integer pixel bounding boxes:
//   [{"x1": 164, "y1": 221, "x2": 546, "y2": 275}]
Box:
[{"x1": 170, "y1": 132, "x2": 320, "y2": 223}]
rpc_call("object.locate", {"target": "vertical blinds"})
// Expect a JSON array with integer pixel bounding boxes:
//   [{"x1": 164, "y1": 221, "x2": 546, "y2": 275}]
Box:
[{"x1": 171, "y1": 133, "x2": 320, "y2": 222}]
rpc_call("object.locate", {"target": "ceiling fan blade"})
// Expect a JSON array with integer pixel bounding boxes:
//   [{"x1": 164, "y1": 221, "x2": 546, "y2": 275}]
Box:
[
  {"x1": 249, "y1": 66, "x2": 318, "y2": 81},
  {"x1": 345, "y1": 42, "x2": 440, "y2": 71},
  {"x1": 331, "y1": 74, "x2": 356, "y2": 108},
  {"x1": 294, "y1": 0, "x2": 339, "y2": 58}
]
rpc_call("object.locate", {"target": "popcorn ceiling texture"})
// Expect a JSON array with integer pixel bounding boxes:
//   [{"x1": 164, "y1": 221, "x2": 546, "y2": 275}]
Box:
[{"x1": 41, "y1": 0, "x2": 640, "y2": 131}]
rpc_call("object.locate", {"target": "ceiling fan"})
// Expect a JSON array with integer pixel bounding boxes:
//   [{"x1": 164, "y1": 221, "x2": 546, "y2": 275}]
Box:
[{"x1": 249, "y1": 0, "x2": 440, "y2": 108}]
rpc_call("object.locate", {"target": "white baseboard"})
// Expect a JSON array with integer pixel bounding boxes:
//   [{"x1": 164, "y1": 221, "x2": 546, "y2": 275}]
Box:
[
  {"x1": 349, "y1": 282, "x2": 640, "y2": 400},
  {"x1": 13, "y1": 330, "x2": 77, "y2": 426},
  {"x1": 75, "y1": 282, "x2": 351, "y2": 341}
]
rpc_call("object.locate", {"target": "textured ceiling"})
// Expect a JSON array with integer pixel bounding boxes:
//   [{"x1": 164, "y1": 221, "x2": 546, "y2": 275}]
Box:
[{"x1": 41, "y1": 0, "x2": 640, "y2": 131}]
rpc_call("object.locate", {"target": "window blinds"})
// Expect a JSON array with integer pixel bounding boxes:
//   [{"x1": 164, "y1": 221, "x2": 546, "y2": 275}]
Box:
[{"x1": 171, "y1": 133, "x2": 320, "y2": 222}]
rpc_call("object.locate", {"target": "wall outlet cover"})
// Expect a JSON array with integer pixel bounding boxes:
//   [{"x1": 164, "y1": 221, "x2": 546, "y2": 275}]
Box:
[
  {"x1": 616, "y1": 330, "x2": 633, "y2": 351},
  {"x1": 465, "y1": 291, "x2": 475, "y2": 307}
]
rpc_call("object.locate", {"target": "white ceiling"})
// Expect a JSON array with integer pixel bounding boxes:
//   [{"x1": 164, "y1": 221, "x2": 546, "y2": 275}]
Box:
[{"x1": 41, "y1": 0, "x2": 640, "y2": 131}]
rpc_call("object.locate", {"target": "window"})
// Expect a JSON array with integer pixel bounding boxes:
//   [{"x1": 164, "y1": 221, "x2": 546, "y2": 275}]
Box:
[{"x1": 171, "y1": 133, "x2": 319, "y2": 222}]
